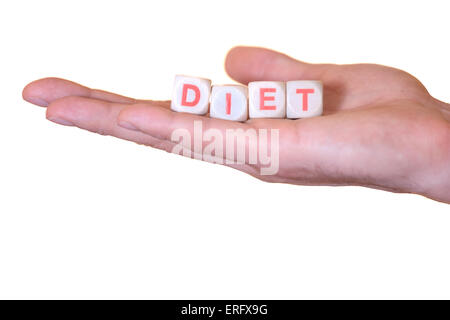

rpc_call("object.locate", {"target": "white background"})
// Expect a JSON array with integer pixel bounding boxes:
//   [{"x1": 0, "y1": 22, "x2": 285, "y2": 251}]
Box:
[{"x1": 1, "y1": 0, "x2": 449, "y2": 299}]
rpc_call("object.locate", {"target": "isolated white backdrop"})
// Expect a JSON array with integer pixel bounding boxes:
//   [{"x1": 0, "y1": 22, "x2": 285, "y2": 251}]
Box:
[{"x1": 1, "y1": 0, "x2": 449, "y2": 299}]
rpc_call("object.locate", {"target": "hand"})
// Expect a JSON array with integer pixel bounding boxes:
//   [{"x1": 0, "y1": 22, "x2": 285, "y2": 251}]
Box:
[{"x1": 22, "y1": 46, "x2": 450, "y2": 203}]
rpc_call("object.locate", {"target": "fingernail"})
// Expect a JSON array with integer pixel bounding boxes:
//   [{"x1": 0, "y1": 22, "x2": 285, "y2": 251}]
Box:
[
  {"x1": 118, "y1": 120, "x2": 138, "y2": 131},
  {"x1": 47, "y1": 116, "x2": 74, "y2": 126},
  {"x1": 27, "y1": 97, "x2": 48, "y2": 107}
]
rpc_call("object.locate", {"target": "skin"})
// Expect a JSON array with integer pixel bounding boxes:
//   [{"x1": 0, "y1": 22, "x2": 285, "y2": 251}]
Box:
[{"x1": 22, "y1": 46, "x2": 450, "y2": 203}]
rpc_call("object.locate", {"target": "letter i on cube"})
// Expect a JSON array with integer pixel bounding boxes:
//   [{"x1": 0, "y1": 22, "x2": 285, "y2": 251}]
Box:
[
  {"x1": 248, "y1": 81, "x2": 286, "y2": 118},
  {"x1": 286, "y1": 81, "x2": 323, "y2": 118},
  {"x1": 171, "y1": 75, "x2": 211, "y2": 115},
  {"x1": 210, "y1": 85, "x2": 248, "y2": 121}
]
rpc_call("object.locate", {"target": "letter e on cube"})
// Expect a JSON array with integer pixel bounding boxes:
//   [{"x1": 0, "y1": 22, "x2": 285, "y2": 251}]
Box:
[{"x1": 248, "y1": 81, "x2": 286, "y2": 119}]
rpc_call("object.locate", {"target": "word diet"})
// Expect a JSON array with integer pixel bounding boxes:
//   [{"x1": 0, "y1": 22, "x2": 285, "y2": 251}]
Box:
[{"x1": 171, "y1": 75, "x2": 323, "y2": 121}]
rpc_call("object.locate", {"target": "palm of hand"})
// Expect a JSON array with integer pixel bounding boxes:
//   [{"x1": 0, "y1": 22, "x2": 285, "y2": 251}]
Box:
[{"x1": 22, "y1": 47, "x2": 450, "y2": 202}]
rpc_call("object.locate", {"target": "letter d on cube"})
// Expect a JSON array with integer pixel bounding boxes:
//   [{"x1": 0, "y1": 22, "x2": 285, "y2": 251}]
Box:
[{"x1": 171, "y1": 75, "x2": 211, "y2": 115}]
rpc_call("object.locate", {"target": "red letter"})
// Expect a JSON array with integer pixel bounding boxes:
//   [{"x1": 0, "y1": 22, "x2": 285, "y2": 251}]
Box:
[
  {"x1": 260, "y1": 88, "x2": 276, "y2": 110},
  {"x1": 296, "y1": 88, "x2": 315, "y2": 111},
  {"x1": 181, "y1": 84, "x2": 200, "y2": 107},
  {"x1": 226, "y1": 93, "x2": 231, "y2": 114}
]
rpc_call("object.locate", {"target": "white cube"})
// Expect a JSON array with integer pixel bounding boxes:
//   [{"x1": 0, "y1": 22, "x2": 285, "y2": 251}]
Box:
[
  {"x1": 248, "y1": 81, "x2": 286, "y2": 119},
  {"x1": 171, "y1": 75, "x2": 211, "y2": 115},
  {"x1": 210, "y1": 85, "x2": 248, "y2": 121},
  {"x1": 286, "y1": 80, "x2": 323, "y2": 118}
]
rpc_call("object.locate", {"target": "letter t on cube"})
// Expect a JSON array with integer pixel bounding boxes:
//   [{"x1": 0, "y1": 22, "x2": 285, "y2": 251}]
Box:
[
  {"x1": 286, "y1": 81, "x2": 323, "y2": 118},
  {"x1": 171, "y1": 75, "x2": 211, "y2": 115}
]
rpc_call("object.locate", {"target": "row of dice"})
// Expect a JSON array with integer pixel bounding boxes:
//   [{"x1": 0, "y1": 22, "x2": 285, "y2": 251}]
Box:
[{"x1": 171, "y1": 75, "x2": 323, "y2": 121}]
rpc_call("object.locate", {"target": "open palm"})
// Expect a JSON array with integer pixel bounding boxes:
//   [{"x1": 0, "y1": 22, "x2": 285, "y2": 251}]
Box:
[{"x1": 23, "y1": 46, "x2": 450, "y2": 203}]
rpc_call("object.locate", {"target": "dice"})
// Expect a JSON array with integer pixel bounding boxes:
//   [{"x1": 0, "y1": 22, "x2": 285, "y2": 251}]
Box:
[
  {"x1": 210, "y1": 85, "x2": 248, "y2": 121},
  {"x1": 170, "y1": 76, "x2": 324, "y2": 120},
  {"x1": 286, "y1": 80, "x2": 323, "y2": 118},
  {"x1": 248, "y1": 81, "x2": 286, "y2": 118},
  {"x1": 171, "y1": 75, "x2": 211, "y2": 115}
]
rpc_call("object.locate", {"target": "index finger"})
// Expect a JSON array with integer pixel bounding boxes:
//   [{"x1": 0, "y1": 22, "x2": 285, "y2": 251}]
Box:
[{"x1": 118, "y1": 104, "x2": 286, "y2": 174}]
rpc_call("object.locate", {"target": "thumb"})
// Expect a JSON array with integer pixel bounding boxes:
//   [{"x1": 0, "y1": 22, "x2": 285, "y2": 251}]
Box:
[{"x1": 224, "y1": 46, "x2": 331, "y2": 84}]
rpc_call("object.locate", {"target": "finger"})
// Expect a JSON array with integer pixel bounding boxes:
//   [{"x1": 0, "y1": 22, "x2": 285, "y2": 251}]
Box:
[
  {"x1": 46, "y1": 96, "x2": 166, "y2": 147},
  {"x1": 118, "y1": 104, "x2": 249, "y2": 141},
  {"x1": 117, "y1": 105, "x2": 285, "y2": 168},
  {"x1": 23, "y1": 77, "x2": 170, "y2": 108},
  {"x1": 225, "y1": 46, "x2": 332, "y2": 84}
]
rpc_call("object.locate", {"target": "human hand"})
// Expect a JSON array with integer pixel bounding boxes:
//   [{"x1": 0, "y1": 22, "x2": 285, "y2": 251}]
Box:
[{"x1": 22, "y1": 46, "x2": 450, "y2": 203}]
